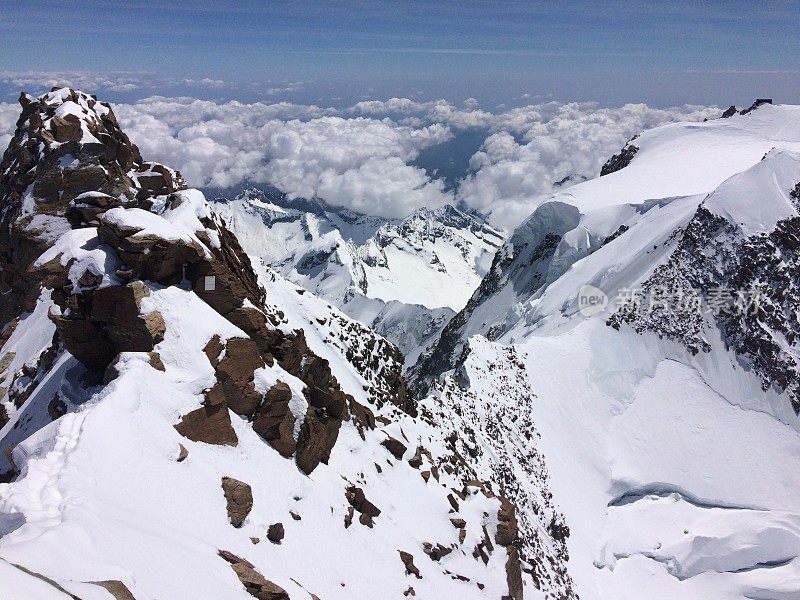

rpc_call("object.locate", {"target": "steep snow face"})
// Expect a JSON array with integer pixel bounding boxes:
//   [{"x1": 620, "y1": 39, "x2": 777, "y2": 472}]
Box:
[
  {"x1": 448, "y1": 320, "x2": 800, "y2": 600},
  {"x1": 411, "y1": 103, "x2": 800, "y2": 599},
  {"x1": 216, "y1": 189, "x2": 503, "y2": 312},
  {"x1": 214, "y1": 188, "x2": 502, "y2": 363},
  {"x1": 412, "y1": 104, "x2": 800, "y2": 394}
]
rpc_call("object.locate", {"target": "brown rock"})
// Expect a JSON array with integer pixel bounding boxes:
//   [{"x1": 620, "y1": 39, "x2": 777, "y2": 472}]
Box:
[
  {"x1": 398, "y1": 551, "x2": 422, "y2": 579},
  {"x1": 348, "y1": 398, "x2": 375, "y2": 431},
  {"x1": 97, "y1": 211, "x2": 205, "y2": 285},
  {"x1": 295, "y1": 409, "x2": 341, "y2": 474},
  {"x1": 226, "y1": 306, "x2": 275, "y2": 359},
  {"x1": 54, "y1": 282, "x2": 165, "y2": 372},
  {"x1": 147, "y1": 351, "x2": 166, "y2": 372},
  {"x1": 267, "y1": 522, "x2": 284, "y2": 544},
  {"x1": 174, "y1": 403, "x2": 238, "y2": 446},
  {"x1": 89, "y1": 580, "x2": 137, "y2": 600},
  {"x1": 176, "y1": 444, "x2": 188, "y2": 462},
  {"x1": 50, "y1": 114, "x2": 82, "y2": 143},
  {"x1": 221, "y1": 476, "x2": 253, "y2": 528},
  {"x1": 505, "y1": 546, "x2": 524, "y2": 600},
  {"x1": 206, "y1": 336, "x2": 263, "y2": 416},
  {"x1": 447, "y1": 493, "x2": 459, "y2": 512},
  {"x1": 381, "y1": 436, "x2": 407, "y2": 460},
  {"x1": 408, "y1": 446, "x2": 424, "y2": 469},
  {"x1": 218, "y1": 550, "x2": 289, "y2": 600},
  {"x1": 450, "y1": 518, "x2": 466, "y2": 529},
  {"x1": 252, "y1": 381, "x2": 296, "y2": 457},
  {"x1": 495, "y1": 497, "x2": 518, "y2": 547},
  {"x1": 345, "y1": 485, "x2": 381, "y2": 527},
  {"x1": 423, "y1": 542, "x2": 453, "y2": 561}
]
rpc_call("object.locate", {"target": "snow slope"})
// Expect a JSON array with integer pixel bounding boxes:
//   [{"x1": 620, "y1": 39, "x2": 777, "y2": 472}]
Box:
[
  {"x1": 213, "y1": 188, "x2": 503, "y2": 363},
  {"x1": 0, "y1": 88, "x2": 544, "y2": 600},
  {"x1": 412, "y1": 102, "x2": 800, "y2": 392},
  {"x1": 410, "y1": 102, "x2": 800, "y2": 599}
]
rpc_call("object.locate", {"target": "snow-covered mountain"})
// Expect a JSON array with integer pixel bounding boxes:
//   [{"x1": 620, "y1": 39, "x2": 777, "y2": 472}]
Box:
[
  {"x1": 0, "y1": 88, "x2": 799, "y2": 600},
  {"x1": 410, "y1": 101, "x2": 800, "y2": 598},
  {"x1": 211, "y1": 188, "x2": 504, "y2": 363},
  {"x1": 0, "y1": 89, "x2": 553, "y2": 600}
]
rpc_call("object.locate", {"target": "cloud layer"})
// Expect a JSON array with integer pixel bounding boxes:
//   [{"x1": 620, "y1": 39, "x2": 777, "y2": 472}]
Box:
[
  {"x1": 0, "y1": 90, "x2": 717, "y2": 225},
  {"x1": 458, "y1": 102, "x2": 717, "y2": 227}
]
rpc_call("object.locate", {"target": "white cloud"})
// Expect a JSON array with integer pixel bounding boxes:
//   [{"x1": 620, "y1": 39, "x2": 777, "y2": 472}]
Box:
[
  {"x1": 0, "y1": 89, "x2": 718, "y2": 226},
  {"x1": 114, "y1": 98, "x2": 452, "y2": 217},
  {"x1": 457, "y1": 102, "x2": 719, "y2": 228},
  {"x1": 0, "y1": 102, "x2": 19, "y2": 154}
]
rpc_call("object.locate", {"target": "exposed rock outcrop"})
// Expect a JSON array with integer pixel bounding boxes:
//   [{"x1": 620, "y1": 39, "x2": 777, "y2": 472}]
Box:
[
  {"x1": 600, "y1": 137, "x2": 639, "y2": 175},
  {"x1": 0, "y1": 88, "x2": 183, "y2": 327},
  {"x1": 175, "y1": 403, "x2": 239, "y2": 446},
  {"x1": 218, "y1": 550, "x2": 289, "y2": 600},
  {"x1": 3, "y1": 87, "x2": 385, "y2": 478},
  {"x1": 222, "y1": 476, "x2": 253, "y2": 528}
]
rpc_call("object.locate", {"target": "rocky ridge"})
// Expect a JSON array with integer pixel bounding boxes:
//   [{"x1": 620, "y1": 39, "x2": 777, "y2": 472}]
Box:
[{"x1": 0, "y1": 89, "x2": 549, "y2": 599}]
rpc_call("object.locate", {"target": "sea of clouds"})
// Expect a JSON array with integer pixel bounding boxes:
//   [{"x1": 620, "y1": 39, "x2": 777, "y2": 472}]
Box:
[{"x1": 0, "y1": 73, "x2": 719, "y2": 229}]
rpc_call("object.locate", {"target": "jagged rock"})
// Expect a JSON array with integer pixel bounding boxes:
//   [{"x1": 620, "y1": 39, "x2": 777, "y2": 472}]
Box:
[
  {"x1": 423, "y1": 542, "x2": 453, "y2": 561},
  {"x1": 348, "y1": 398, "x2": 375, "y2": 432},
  {"x1": 97, "y1": 208, "x2": 205, "y2": 286},
  {"x1": 381, "y1": 436, "x2": 407, "y2": 460},
  {"x1": 205, "y1": 337, "x2": 264, "y2": 416},
  {"x1": 740, "y1": 98, "x2": 772, "y2": 115},
  {"x1": 174, "y1": 403, "x2": 238, "y2": 446},
  {"x1": 186, "y1": 217, "x2": 265, "y2": 317},
  {"x1": 289, "y1": 510, "x2": 301, "y2": 521},
  {"x1": 0, "y1": 89, "x2": 182, "y2": 326},
  {"x1": 495, "y1": 497, "x2": 518, "y2": 546},
  {"x1": 226, "y1": 306, "x2": 277, "y2": 362},
  {"x1": 267, "y1": 522, "x2": 284, "y2": 544},
  {"x1": 89, "y1": 580, "x2": 138, "y2": 600},
  {"x1": 600, "y1": 139, "x2": 639, "y2": 176},
  {"x1": 218, "y1": 550, "x2": 289, "y2": 600},
  {"x1": 446, "y1": 493, "x2": 459, "y2": 512},
  {"x1": 398, "y1": 551, "x2": 422, "y2": 579},
  {"x1": 51, "y1": 281, "x2": 165, "y2": 372},
  {"x1": 403, "y1": 586, "x2": 416, "y2": 596},
  {"x1": 407, "y1": 446, "x2": 424, "y2": 469},
  {"x1": 252, "y1": 381, "x2": 296, "y2": 457},
  {"x1": 295, "y1": 409, "x2": 341, "y2": 474},
  {"x1": 221, "y1": 476, "x2": 253, "y2": 528},
  {"x1": 450, "y1": 518, "x2": 466, "y2": 529},
  {"x1": 47, "y1": 396, "x2": 67, "y2": 420},
  {"x1": 345, "y1": 485, "x2": 381, "y2": 527},
  {"x1": 176, "y1": 444, "x2": 188, "y2": 462},
  {"x1": 721, "y1": 105, "x2": 738, "y2": 118},
  {"x1": 505, "y1": 546, "x2": 524, "y2": 600}
]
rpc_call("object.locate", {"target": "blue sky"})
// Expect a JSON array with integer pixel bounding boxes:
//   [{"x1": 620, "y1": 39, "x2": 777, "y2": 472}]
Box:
[{"x1": 1, "y1": 0, "x2": 799, "y2": 105}]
